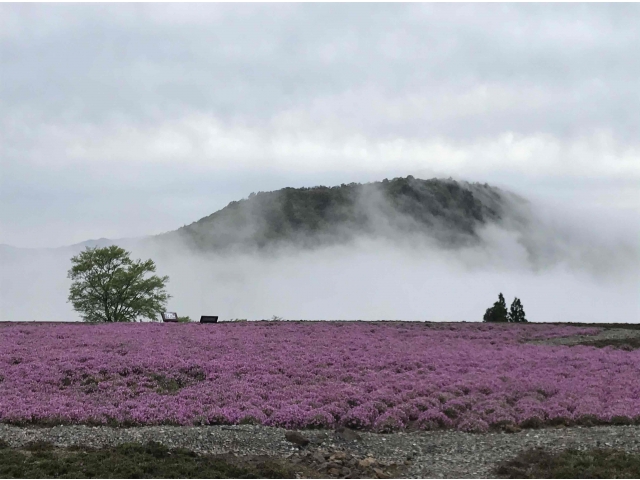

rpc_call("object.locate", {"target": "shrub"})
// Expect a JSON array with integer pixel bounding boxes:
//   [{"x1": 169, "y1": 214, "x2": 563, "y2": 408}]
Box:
[{"x1": 495, "y1": 447, "x2": 640, "y2": 479}]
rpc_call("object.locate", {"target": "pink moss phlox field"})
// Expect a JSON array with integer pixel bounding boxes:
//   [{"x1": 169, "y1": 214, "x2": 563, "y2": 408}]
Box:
[{"x1": 1, "y1": 322, "x2": 638, "y2": 432}]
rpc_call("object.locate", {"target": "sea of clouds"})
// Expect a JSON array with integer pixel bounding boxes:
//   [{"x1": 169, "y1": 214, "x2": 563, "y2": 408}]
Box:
[{"x1": 1, "y1": 183, "x2": 638, "y2": 324}]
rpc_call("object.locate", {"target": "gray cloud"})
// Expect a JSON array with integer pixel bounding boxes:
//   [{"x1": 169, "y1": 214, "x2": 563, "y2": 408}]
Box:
[
  {"x1": 1, "y1": 3, "x2": 638, "y2": 248},
  {"x1": 2, "y1": 4, "x2": 638, "y2": 134}
]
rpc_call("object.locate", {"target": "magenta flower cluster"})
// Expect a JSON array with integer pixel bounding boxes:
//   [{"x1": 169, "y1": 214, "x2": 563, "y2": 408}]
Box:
[{"x1": 1, "y1": 322, "x2": 637, "y2": 432}]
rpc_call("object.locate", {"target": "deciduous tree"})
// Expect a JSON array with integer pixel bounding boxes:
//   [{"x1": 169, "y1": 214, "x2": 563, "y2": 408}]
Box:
[{"x1": 67, "y1": 246, "x2": 170, "y2": 322}]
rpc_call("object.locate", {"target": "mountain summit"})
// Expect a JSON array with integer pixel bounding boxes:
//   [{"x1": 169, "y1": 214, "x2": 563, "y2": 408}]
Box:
[{"x1": 157, "y1": 176, "x2": 520, "y2": 252}]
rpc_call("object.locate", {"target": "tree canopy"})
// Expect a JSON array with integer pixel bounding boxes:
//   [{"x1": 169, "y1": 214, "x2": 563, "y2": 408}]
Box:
[
  {"x1": 483, "y1": 293, "x2": 528, "y2": 323},
  {"x1": 509, "y1": 297, "x2": 528, "y2": 323},
  {"x1": 483, "y1": 292, "x2": 509, "y2": 323},
  {"x1": 67, "y1": 246, "x2": 170, "y2": 322}
]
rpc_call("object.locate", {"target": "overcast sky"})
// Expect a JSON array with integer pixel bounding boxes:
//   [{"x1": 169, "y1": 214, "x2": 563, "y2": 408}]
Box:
[{"x1": 1, "y1": 3, "x2": 639, "y2": 248}]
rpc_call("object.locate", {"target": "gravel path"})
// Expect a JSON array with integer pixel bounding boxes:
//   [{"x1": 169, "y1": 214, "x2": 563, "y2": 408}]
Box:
[{"x1": 1, "y1": 424, "x2": 639, "y2": 478}]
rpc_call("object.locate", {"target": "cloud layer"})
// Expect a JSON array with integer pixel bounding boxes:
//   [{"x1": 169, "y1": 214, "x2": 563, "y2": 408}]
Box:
[
  {"x1": 1, "y1": 3, "x2": 639, "y2": 247},
  {"x1": 1, "y1": 180, "x2": 637, "y2": 324},
  {"x1": 0, "y1": 4, "x2": 637, "y2": 325}
]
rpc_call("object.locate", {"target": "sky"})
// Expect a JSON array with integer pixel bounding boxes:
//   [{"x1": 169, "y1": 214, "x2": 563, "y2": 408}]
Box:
[
  {"x1": 1, "y1": 3, "x2": 639, "y2": 248},
  {"x1": 1, "y1": 3, "x2": 639, "y2": 323}
]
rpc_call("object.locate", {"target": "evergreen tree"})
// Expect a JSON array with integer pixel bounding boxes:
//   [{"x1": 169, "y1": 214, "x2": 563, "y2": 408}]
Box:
[
  {"x1": 508, "y1": 297, "x2": 527, "y2": 323},
  {"x1": 483, "y1": 293, "x2": 509, "y2": 322}
]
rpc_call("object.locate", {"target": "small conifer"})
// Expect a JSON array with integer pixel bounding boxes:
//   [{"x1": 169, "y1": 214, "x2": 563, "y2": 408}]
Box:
[
  {"x1": 483, "y1": 293, "x2": 509, "y2": 322},
  {"x1": 509, "y1": 297, "x2": 527, "y2": 323}
]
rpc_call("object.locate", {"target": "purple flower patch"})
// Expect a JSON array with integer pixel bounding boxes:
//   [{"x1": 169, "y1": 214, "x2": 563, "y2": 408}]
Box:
[{"x1": 1, "y1": 321, "x2": 637, "y2": 431}]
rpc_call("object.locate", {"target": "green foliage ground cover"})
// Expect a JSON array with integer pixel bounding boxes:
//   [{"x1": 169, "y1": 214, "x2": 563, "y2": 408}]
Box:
[
  {"x1": 573, "y1": 337, "x2": 640, "y2": 351},
  {"x1": 550, "y1": 323, "x2": 640, "y2": 331},
  {"x1": 0, "y1": 441, "x2": 293, "y2": 479},
  {"x1": 496, "y1": 447, "x2": 640, "y2": 478}
]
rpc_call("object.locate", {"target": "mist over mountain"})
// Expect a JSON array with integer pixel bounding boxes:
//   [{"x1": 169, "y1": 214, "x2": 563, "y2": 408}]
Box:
[
  {"x1": 148, "y1": 176, "x2": 634, "y2": 279},
  {"x1": 156, "y1": 177, "x2": 517, "y2": 252},
  {"x1": 1, "y1": 176, "x2": 637, "y2": 323}
]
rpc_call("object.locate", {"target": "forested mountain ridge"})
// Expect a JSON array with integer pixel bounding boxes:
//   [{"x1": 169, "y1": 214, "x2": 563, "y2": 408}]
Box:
[{"x1": 158, "y1": 176, "x2": 518, "y2": 251}]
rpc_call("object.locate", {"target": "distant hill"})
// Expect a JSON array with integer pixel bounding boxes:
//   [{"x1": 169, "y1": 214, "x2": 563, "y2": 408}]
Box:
[
  {"x1": 156, "y1": 176, "x2": 522, "y2": 251},
  {"x1": 0, "y1": 237, "x2": 130, "y2": 255},
  {"x1": 1, "y1": 177, "x2": 524, "y2": 254}
]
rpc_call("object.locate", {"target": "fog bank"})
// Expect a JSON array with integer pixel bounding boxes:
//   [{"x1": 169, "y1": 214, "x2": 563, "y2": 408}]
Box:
[{"x1": 1, "y1": 189, "x2": 638, "y2": 324}]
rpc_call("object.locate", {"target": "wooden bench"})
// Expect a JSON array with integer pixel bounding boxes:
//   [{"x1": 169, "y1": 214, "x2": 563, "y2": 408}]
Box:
[
  {"x1": 161, "y1": 312, "x2": 179, "y2": 322},
  {"x1": 200, "y1": 316, "x2": 218, "y2": 323}
]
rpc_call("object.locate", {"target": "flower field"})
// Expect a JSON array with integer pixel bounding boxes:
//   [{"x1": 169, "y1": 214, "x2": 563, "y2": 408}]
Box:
[{"x1": 1, "y1": 322, "x2": 638, "y2": 432}]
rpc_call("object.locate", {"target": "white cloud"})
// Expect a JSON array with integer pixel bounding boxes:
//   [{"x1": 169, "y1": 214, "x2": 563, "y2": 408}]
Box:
[
  {"x1": 9, "y1": 113, "x2": 637, "y2": 180},
  {"x1": 1, "y1": 3, "x2": 639, "y2": 247}
]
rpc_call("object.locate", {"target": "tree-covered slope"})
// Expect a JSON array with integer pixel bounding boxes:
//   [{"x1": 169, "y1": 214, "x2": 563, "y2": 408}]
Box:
[{"x1": 157, "y1": 176, "x2": 515, "y2": 251}]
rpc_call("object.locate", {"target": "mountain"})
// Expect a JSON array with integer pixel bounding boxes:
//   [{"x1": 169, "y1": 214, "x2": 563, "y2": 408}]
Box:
[
  {"x1": 1, "y1": 177, "x2": 524, "y2": 255},
  {"x1": 154, "y1": 176, "x2": 523, "y2": 252}
]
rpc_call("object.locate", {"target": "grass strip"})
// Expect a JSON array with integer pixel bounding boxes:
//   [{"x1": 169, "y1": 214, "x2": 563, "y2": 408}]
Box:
[
  {"x1": 0, "y1": 440, "x2": 294, "y2": 479},
  {"x1": 573, "y1": 337, "x2": 640, "y2": 351},
  {"x1": 496, "y1": 447, "x2": 640, "y2": 478}
]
